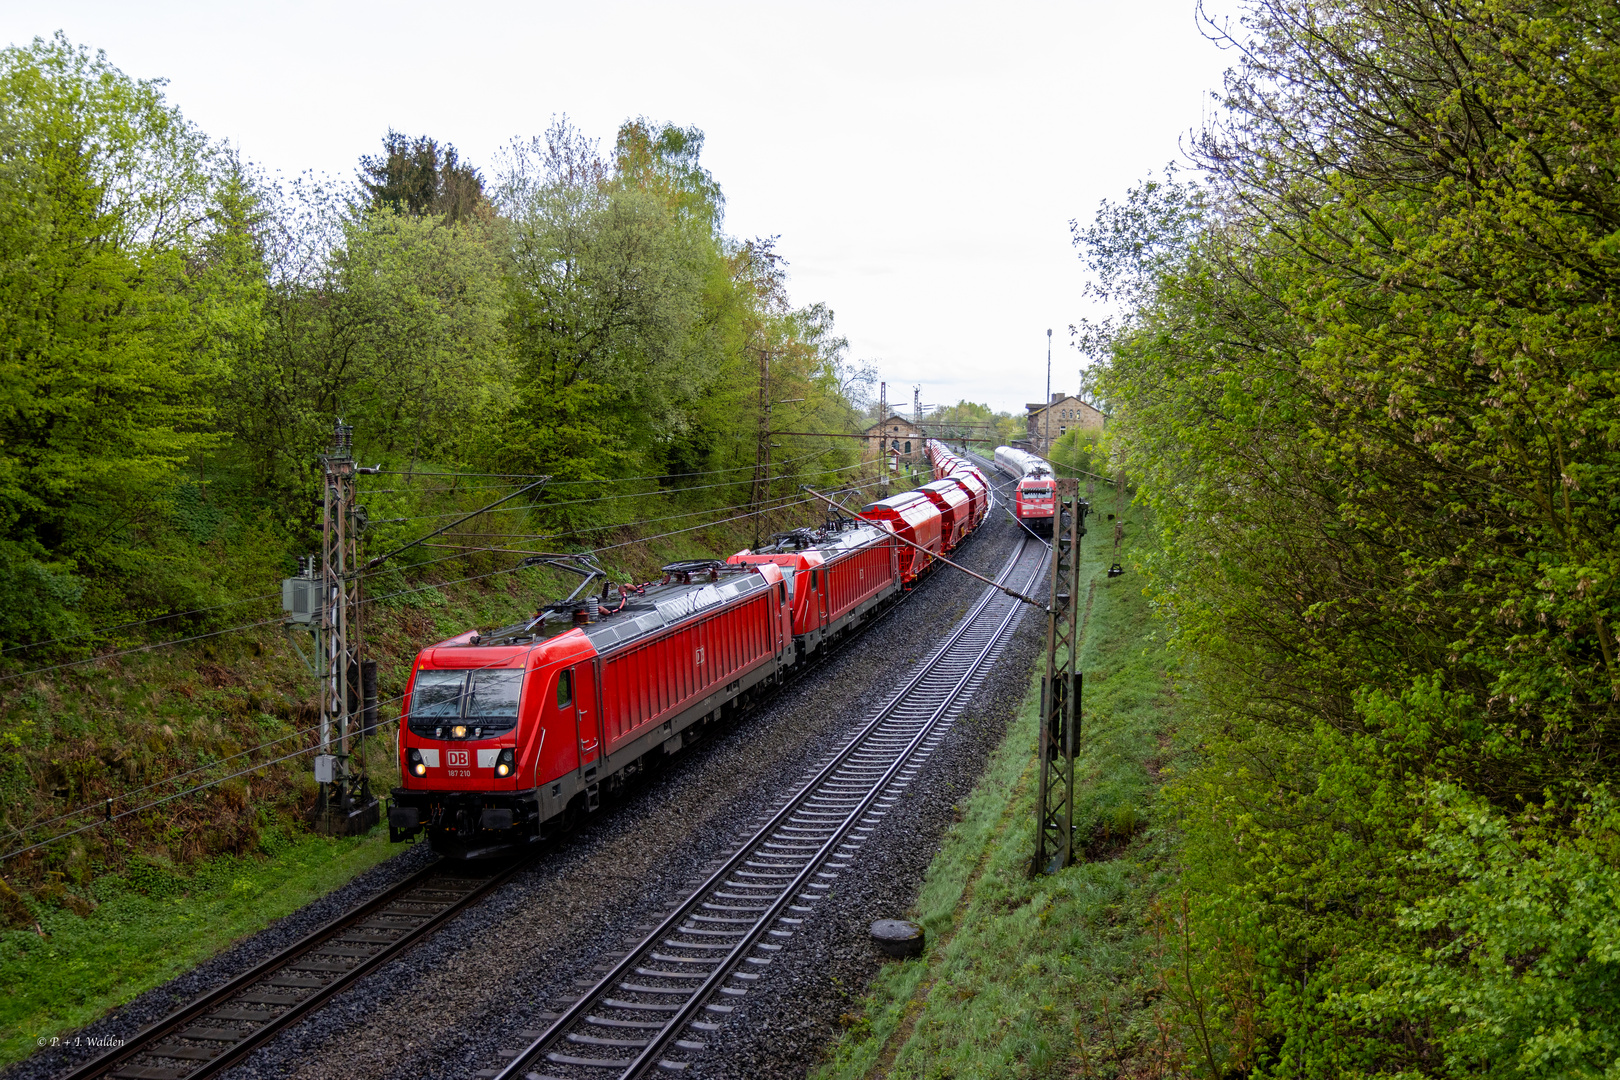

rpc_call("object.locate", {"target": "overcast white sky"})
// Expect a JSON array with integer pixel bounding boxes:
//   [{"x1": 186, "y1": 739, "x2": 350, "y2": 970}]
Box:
[{"x1": 4, "y1": 1, "x2": 1233, "y2": 416}]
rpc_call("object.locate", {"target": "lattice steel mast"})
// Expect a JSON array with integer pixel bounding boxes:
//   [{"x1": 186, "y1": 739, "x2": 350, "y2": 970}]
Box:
[
  {"x1": 285, "y1": 421, "x2": 379, "y2": 836},
  {"x1": 1033, "y1": 478, "x2": 1087, "y2": 874}
]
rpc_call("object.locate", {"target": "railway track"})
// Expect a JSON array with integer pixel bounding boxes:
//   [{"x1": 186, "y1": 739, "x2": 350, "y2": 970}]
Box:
[
  {"x1": 485, "y1": 528, "x2": 1048, "y2": 1080},
  {"x1": 48, "y1": 467, "x2": 1027, "y2": 1080},
  {"x1": 61, "y1": 856, "x2": 531, "y2": 1080}
]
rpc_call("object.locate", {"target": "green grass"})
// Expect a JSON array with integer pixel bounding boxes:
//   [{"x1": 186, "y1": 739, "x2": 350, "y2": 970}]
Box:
[
  {"x1": 0, "y1": 826, "x2": 402, "y2": 1065},
  {"x1": 0, "y1": 502, "x2": 834, "y2": 1067},
  {"x1": 813, "y1": 502, "x2": 1195, "y2": 1079}
]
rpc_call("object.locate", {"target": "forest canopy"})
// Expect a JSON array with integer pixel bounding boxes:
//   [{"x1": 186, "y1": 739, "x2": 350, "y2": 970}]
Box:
[{"x1": 0, "y1": 34, "x2": 873, "y2": 657}]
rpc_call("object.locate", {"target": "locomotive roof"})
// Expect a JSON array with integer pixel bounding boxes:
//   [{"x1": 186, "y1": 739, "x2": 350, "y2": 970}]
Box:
[
  {"x1": 433, "y1": 563, "x2": 781, "y2": 658},
  {"x1": 580, "y1": 568, "x2": 775, "y2": 651}
]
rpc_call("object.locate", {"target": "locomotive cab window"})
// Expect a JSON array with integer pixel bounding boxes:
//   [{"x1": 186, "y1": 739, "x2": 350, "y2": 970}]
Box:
[
  {"x1": 410, "y1": 671, "x2": 464, "y2": 724},
  {"x1": 557, "y1": 669, "x2": 574, "y2": 709},
  {"x1": 408, "y1": 668, "x2": 523, "y2": 738}
]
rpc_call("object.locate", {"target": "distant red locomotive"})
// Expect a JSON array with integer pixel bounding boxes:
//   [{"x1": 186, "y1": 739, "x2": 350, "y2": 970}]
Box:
[
  {"x1": 388, "y1": 451, "x2": 995, "y2": 857},
  {"x1": 994, "y1": 445, "x2": 1057, "y2": 534}
]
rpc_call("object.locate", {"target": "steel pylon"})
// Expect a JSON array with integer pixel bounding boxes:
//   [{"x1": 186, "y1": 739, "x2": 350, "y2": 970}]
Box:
[
  {"x1": 313, "y1": 422, "x2": 377, "y2": 834},
  {"x1": 1033, "y1": 479, "x2": 1087, "y2": 875}
]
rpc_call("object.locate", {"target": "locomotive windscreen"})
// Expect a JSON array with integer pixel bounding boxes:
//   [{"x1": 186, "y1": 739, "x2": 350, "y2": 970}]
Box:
[{"x1": 408, "y1": 668, "x2": 524, "y2": 737}]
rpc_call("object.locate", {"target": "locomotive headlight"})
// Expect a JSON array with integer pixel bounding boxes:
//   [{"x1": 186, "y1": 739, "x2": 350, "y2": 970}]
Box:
[
  {"x1": 407, "y1": 747, "x2": 427, "y2": 777},
  {"x1": 494, "y1": 748, "x2": 515, "y2": 778},
  {"x1": 451, "y1": 724, "x2": 468, "y2": 739}
]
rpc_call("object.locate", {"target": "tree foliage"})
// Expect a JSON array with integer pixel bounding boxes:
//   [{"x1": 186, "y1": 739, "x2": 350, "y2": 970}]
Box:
[
  {"x1": 357, "y1": 130, "x2": 488, "y2": 224},
  {"x1": 0, "y1": 34, "x2": 262, "y2": 640},
  {"x1": 223, "y1": 182, "x2": 509, "y2": 501},
  {"x1": 1087, "y1": 0, "x2": 1620, "y2": 1072},
  {"x1": 0, "y1": 42, "x2": 869, "y2": 657}
]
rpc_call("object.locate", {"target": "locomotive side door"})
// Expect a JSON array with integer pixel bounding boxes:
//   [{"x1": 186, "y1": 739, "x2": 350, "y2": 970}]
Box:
[
  {"x1": 565, "y1": 664, "x2": 599, "y2": 768},
  {"x1": 814, "y1": 566, "x2": 828, "y2": 627}
]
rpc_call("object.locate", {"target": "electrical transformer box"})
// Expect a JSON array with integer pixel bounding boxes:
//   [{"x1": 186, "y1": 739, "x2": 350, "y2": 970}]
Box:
[{"x1": 282, "y1": 576, "x2": 320, "y2": 624}]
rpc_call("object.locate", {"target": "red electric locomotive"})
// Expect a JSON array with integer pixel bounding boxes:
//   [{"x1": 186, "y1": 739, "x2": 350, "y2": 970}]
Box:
[
  {"x1": 388, "y1": 558, "x2": 796, "y2": 857},
  {"x1": 1014, "y1": 475, "x2": 1056, "y2": 534},
  {"x1": 726, "y1": 521, "x2": 902, "y2": 657},
  {"x1": 994, "y1": 445, "x2": 1057, "y2": 534}
]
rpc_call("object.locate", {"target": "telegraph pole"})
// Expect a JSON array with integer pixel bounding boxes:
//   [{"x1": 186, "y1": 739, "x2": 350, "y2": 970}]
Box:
[
  {"x1": 1044, "y1": 328, "x2": 1052, "y2": 456},
  {"x1": 878, "y1": 381, "x2": 889, "y2": 498},
  {"x1": 1033, "y1": 478, "x2": 1087, "y2": 874},
  {"x1": 753, "y1": 345, "x2": 771, "y2": 549}
]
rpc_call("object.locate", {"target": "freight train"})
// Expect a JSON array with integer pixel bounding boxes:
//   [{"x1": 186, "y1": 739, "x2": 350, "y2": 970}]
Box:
[
  {"x1": 387, "y1": 450, "x2": 994, "y2": 857},
  {"x1": 992, "y1": 445, "x2": 1057, "y2": 534}
]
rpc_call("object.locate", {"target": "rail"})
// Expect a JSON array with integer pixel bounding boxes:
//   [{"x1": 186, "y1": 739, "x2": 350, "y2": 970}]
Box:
[
  {"x1": 60, "y1": 857, "x2": 532, "y2": 1080},
  {"x1": 486, "y1": 529, "x2": 1048, "y2": 1079}
]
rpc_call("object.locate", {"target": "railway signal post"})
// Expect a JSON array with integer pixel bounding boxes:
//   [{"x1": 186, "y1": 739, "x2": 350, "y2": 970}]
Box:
[{"x1": 1033, "y1": 478, "x2": 1087, "y2": 874}]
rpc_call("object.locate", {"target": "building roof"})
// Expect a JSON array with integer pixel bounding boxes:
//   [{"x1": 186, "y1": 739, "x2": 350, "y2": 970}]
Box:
[
  {"x1": 1026, "y1": 394, "x2": 1107, "y2": 416},
  {"x1": 863, "y1": 413, "x2": 925, "y2": 434}
]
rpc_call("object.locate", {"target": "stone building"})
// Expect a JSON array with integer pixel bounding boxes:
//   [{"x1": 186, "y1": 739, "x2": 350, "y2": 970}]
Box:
[
  {"x1": 1024, "y1": 393, "x2": 1106, "y2": 456},
  {"x1": 863, "y1": 413, "x2": 926, "y2": 466}
]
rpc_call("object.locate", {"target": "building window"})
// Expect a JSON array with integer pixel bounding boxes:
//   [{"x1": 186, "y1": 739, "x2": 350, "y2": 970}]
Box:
[
  {"x1": 891, "y1": 438, "x2": 899, "y2": 450},
  {"x1": 904, "y1": 440, "x2": 912, "y2": 453},
  {"x1": 1060, "y1": 427, "x2": 1067, "y2": 436}
]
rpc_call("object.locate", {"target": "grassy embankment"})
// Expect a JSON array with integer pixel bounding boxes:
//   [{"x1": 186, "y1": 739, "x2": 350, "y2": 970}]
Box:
[
  {"x1": 815, "y1": 498, "x2": 1195, "y2": 1079},
  {"x1": 0, "y1": 829, "x2": 399, "y2": 1064},
  {"x1": 0, "y1": 492, "x2": 874, "y2": 1067}
]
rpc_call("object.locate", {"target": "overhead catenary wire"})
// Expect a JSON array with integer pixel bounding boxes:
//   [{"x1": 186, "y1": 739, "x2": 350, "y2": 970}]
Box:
[
  {"x1": 0, "y1": 480, "x2": 892, "y2": 863},
  {"x1": 413, "y1": 464, "x2": 869, "y2": 543},
  {"x1": 350, "y1": 474, "x2": 874, "y2": 588},
  {"x1": 0, "y1": 617, "x2": 288, "y2": 686},
  {"x1": 1, "y1": 652, "x2": 521, "y2": 865},
  {"x1": 0, "y1": 591, "x2": 283, "y2": 657},
  {"x1": 369, "y1": 448, "x2": 831, "y2": 487},
  {"x1": 0, "y1": 453, "x2": 850, "y2": 659},
  {"x1": 0, "y1": 456, "x2": 845, "y2": 660},
  {"x1": 3, "y1": 738, "x2": 339, "y2": 864},
  {"x1": 1, "y1": 714, "x2": 332, "y2": 843},
  {"x1": 357, "y1": 483, "x2": 883, "y2": 610},
  {"x1": 417, "y1": 489, "x2": 831, "y2": 558},
  {"x1": 372, "y1": 457, "x2": 842, "y2": 526},
  {"x1": 346, "y1": 473, "x2": 860, "y2": 586},
  {"x1": 0, "y1": 465, "x2": 874, "y2": 685}
]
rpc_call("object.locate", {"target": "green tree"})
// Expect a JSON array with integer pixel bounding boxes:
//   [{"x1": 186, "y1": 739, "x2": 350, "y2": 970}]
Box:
[
  {"x1": 357, "y1": 130, "x2": 488, "y2": 224},
  {"x1": 0, "y1": 34, "x2": 259, "y2": 642},
  {"x1": 222, "y1": 180, "x2": 509, "y2": 500},
  {"x1": 1085, "y1": 0, "x2": 1620, "y2": 1071},
  {"x1": 493, "y1": 119, "x2": 721, "y2": 494}
]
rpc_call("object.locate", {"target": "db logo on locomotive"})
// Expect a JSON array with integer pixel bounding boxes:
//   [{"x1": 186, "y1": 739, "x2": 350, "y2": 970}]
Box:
[{"x1": 448, "y1": 750, "x2": 469, "y2": 767}]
